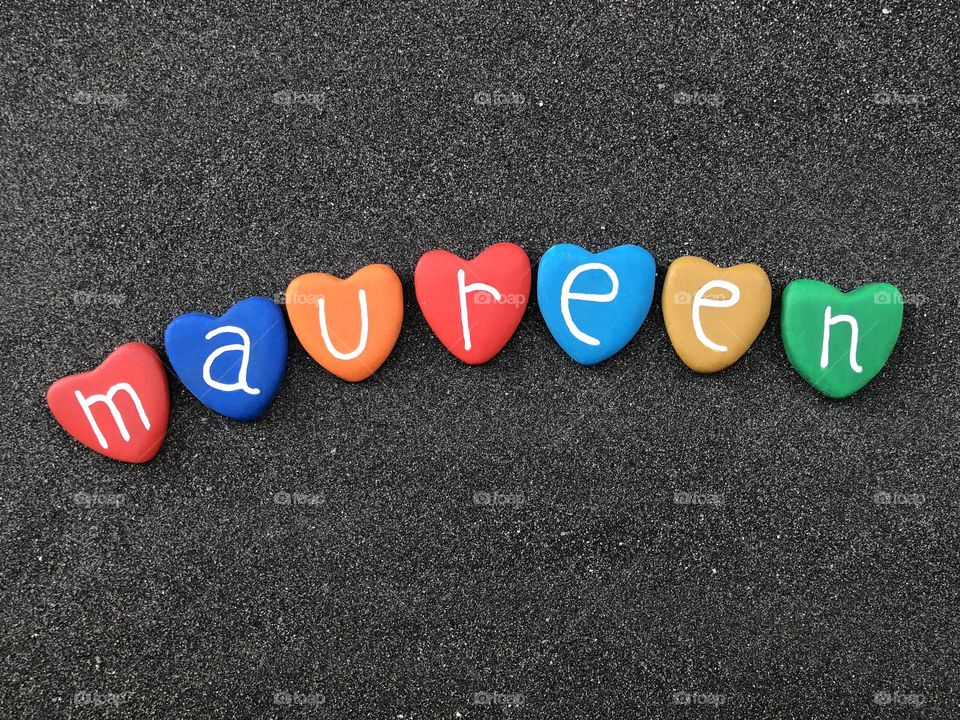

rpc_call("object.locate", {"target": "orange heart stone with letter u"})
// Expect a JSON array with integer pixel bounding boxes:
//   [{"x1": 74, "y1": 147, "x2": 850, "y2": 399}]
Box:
[
  {"x1": 285, "y1": 264, "x2": 404, "y2": 382},
  {"x1": 661, "y1": 256, "x2": 772, "y2": 373}
]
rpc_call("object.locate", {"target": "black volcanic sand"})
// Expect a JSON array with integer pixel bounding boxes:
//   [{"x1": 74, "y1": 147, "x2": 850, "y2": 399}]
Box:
[{"x1": 1, "y1": 3, "x2": 959, "y2": 718}]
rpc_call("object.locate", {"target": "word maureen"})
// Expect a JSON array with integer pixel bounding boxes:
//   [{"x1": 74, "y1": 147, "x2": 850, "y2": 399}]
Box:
[{"x1": 46, "y1": 243, "x2": 905, "y2": 463}]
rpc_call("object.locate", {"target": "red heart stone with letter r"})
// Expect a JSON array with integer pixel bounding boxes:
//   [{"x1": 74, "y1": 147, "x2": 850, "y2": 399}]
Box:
[
  {"x1": 47, "y1": 342, "x2": 169, "y2": 463},
  {"x1": 414, "y1": 243, "x2": 531, "y2": 364}
]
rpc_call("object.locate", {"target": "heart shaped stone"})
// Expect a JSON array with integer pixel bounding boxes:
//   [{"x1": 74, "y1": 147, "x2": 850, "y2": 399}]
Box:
[
  {"x1": 662, "y1": 256, "x2": 772, "y2": 373},
  {"x1": 781, "y1": 279, "x2": 904, "y2": 399},
  {"x1": 286, "y1": 264, "x2": 403, "y2": 381},
  {"x1": 165, "y1": 297, "x2": 288, "y2": 420},
  {"x1": 415, "y1": 243, "x2": 530, "y2": 364},
  {"x1": 537, "y1": 244, "x2": 656, "y2": 365},
  {"x1": 47, "y1": 342, "x2": 169, "y2": 463}
]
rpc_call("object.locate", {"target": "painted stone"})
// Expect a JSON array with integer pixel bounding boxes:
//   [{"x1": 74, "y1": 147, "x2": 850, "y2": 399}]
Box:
[
  {"x1": 164, "y1": 297, "x2": 288, "y2": 420},
  {"x1": 537, "y1": 244, "x2": 656, "y2": 365},
  {"x1": 781, "y1": 279, "x2": 904, "y2": 399},
  {"x1": 661, "y1": 256, "x2": 772, "y2": 373},
  {"x1": 286, "y1": 264, "x2": 403, "y2": 382},
  {"x1": 414, "y1": 243, "x2": 530, "y2": 364},
  {"x1": 47, "y1": 342, "x2": 169, "y2": 463}
]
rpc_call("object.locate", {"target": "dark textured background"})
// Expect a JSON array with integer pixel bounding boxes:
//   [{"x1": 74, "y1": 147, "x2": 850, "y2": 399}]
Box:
[{"x1": 2, "y1": 3, "x2": 959, "y2": 718}]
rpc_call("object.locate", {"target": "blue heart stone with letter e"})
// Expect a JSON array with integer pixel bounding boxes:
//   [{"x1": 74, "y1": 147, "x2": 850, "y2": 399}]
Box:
[
  {"x1": 164, "y1": 297, "x2": 288, "y2": 420},
  {"x1": 537, "y1": 244, "x2": 656, "y2": 365}
]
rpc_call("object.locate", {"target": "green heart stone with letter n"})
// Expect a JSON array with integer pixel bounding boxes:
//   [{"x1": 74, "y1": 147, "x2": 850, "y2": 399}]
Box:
[{"x1": 781, "y1": 280, "x2": 904, "y2": 399}]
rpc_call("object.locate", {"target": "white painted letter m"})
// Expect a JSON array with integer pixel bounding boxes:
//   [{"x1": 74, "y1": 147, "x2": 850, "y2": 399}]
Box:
[{"x1": 74, "y1": 383, "x2": 151, "y2": 449}]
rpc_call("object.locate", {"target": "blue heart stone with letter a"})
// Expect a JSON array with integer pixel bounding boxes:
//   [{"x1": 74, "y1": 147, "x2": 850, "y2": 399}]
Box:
[
  {"x1": 164, "y1": 297, "x2": 288, "y2": 420},
  {"x1": 537, "y1": 244, "x2": 656, "y2": 365}
]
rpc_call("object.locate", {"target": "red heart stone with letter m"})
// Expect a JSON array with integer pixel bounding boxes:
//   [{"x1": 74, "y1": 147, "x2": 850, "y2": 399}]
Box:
[
  {"x1": 47, "y1": 342, "x2": 169, "y2": 463},
  {"x1": 415, "y1": 243, "x2": 531, "y2": 364}
]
